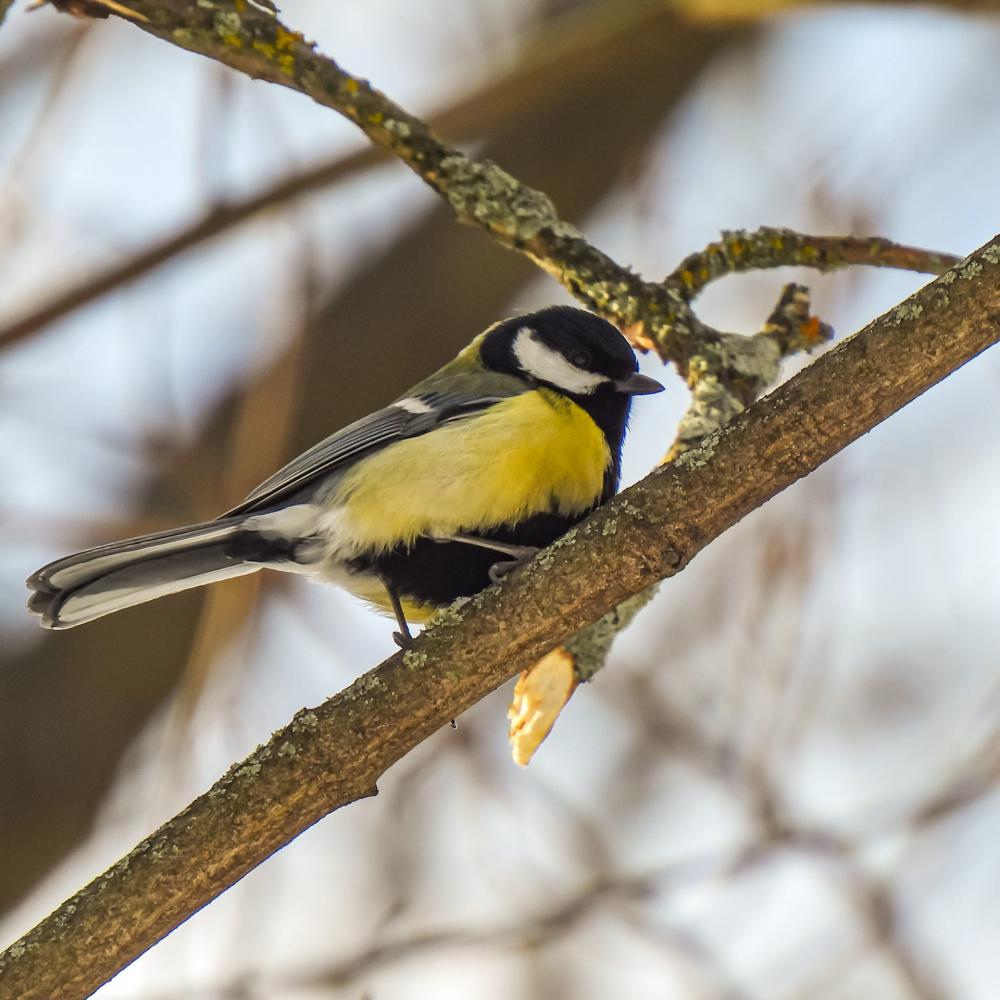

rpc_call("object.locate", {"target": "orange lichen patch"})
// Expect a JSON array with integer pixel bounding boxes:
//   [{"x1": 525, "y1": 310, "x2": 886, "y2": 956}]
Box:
[
  {"x1": 680, "y1": 269, "x2": 696, "y2": 288},
  {"x1": 344, "y1": 77, "x2": 360, "y2": 95},
  {"x1": 798, "y1": 315, "x2": 826, "y2": 345},
  {"x1": 770, "y1": 234, "x2": 784, "y2": 250},
  {"x1": 728, "y1": 239, "x2": 745, "y2": 257},
  {"x1": 621, "y1": 320, "x2": 655, "y2": 352},
  {"x1": 799, "y1": 244, "x2": 820, "y2": 261},
  {"x1": 507, "y1": 647, "x2": 578, "y2": 766}
]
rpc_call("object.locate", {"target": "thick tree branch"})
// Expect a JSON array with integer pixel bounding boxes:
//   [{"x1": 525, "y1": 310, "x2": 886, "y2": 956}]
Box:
[{"x1": 2, "y1": 233, "x2": 997, "y2": 1000}]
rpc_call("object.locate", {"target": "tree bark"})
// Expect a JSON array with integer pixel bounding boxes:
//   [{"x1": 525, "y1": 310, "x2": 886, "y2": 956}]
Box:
[{"x1": 1, "y1": 233, "x2": 997, "y2": 1000}]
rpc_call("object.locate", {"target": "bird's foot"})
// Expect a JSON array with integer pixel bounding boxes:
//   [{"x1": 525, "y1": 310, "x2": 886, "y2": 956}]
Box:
[{"x1": 488, "y1": 547, "x2": 539, "y2": 584}]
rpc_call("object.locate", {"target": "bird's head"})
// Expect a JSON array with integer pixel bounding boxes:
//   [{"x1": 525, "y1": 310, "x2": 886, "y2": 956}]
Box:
[{"x1": 479, "y1": 306, "x2": 664, "y2": 399}]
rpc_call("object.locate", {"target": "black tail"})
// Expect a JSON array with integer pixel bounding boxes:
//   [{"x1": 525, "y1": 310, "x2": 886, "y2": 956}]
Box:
[{"x1": 27, "y1": 516, "x2": 262, "y2": 629}]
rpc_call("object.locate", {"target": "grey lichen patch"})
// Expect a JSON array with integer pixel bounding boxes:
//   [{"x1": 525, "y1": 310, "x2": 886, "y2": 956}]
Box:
[
  {"x1": 672, "y1": 428, "x2": 721, "y2": 471},
  {"x1": 235, "y1": 762, "x2": 262, "y2": 781},
  {"x1": 601, "y1": 518, "x2": 618, "y2": 536},
  {"x1": 702, "y1": 333, "x2": 782, "y2": 386},
  {"x1": 425, "y1": 595, "x2": 471, "y2": 630},
  {"x1": 383, "y1": 118, "x2": 411, "y2": 138},
  {"x1": 888, "y1": 299, "x2": 924, "y2": 325},
  {"x1": 148, "y1": 840, "x2": 180, "y2": 864},
  {"x1": 565, "y1": 589, "x2": 656, "y2": 681},
  {"x1": 402, "y1": 648, "x2": 428, "y2": 670},
  {"x1": 51, "y1": 903, "x2": 77, "y2": 928},
  {"x1": 290, "y1": 710, "x2": 319, "y2": 734},
  {"x1": 101, "y1": 856, "x2": 133, "y2": 884},
  {"x1": 981, "y1": 244, "x2": 1000, "y2": 265},
  {"x1": 617, "y1": 498, "x2": 646, "y2": 521},
  {"x1": 277, "y1": 741, "x2": 298, "y2": 759},
  {"x1": 532, "y1": 525, "x2": 580, "y2": 570},
  {"x1": 6, "y1": 940, "x2": 32, "y2": 959},
  {"x1": 586, "y1": 279, "x2": 644, "y2": 323},
  {"x1": 670, "y1": 334, "x2": 778, "y2": 451},
  {"x1": 214, "y1": 10, "x2": 243, "y2": 38},
  {"x1": 957, "y1": 259, "x2": 983, "y2": 280},
  {"x1": 437, "y1": 156, "x2": 577, "y2": 241},
  {"x1": 345, "y1": 672, "x2": 387, "y2": 705},
  {"x1": 549, "y1": 526, "x2": 580, "y2": 549},
  {"x1": 674, "y1": 371, "x2": 745, "y2": 447}
]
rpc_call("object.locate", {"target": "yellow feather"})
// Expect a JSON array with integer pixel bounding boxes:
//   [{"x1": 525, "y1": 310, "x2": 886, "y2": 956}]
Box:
[{"x1": 332, "y1": 389, "x2": 610, "y2": 553}]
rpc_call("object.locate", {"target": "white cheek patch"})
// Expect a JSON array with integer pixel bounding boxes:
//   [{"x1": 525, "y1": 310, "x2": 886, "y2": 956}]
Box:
[{"x1": 513, "y1": 327, "x2": 606, "y2": 395}]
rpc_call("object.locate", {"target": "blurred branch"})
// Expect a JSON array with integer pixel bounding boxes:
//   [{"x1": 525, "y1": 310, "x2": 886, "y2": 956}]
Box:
[
  {"x1": 672, "y1": 0, "x2": 1000, "y2": 18},
  {"x1": 0, "y1": 0, "x2": 685, "y2": 349},
  {"x1": 144, "y1": 855, "x2": 731, "y2": 1000},
  {"x1": 2, "y1": 233, "x2": 998, "y2": 1000},
  {"x1": 41, "y1": 0, "x2": 957, "y2": 372},
  {"x1": 0, "y1": 0, "x2": 15, "y2": 27}
]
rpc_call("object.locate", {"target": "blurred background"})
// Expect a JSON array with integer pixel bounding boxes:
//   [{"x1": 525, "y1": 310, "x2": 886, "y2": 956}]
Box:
[{"x1": 1, "y1": 1, "x2": 998, "y2": 997}]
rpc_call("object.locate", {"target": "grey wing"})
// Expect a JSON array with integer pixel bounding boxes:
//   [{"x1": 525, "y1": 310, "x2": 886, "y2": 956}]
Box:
[{"x1": 224, "y1": 388, "x2": 516, "y2": 516}]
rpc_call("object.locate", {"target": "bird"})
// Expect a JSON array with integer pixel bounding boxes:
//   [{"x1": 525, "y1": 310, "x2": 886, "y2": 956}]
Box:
[{"x1": 27, "y1": 306, "x2": 664, "y2": 643}]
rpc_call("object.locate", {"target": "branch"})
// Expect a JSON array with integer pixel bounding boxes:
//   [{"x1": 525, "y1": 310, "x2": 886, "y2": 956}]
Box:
[
  {"x1": 673, "y1": 0, "x2": 1000, "y2": 19},
  {"x1": 0, "y1": 0, "x2": 690, "y2": 350},
  {"x1": 2, "y1": 232, "x2": 997, "y2": 1000},
  {"x1": 43, "y1": 0, "x2": 957, "y2": 369}
]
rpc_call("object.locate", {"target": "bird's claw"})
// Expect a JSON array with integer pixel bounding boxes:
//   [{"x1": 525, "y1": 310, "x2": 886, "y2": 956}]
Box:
[{"x1": 488, "y1": 550, "x2": 537, "y2": 583}]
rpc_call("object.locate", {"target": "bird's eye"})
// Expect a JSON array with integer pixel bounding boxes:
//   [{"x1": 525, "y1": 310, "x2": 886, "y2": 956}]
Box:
[{"x1": 570, "y1": 350, "x2": 591, "y2": 368}]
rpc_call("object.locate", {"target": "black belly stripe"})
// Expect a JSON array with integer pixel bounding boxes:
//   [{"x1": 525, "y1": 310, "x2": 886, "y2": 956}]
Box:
[{"x1": 346, "y1": 509, "x2": 591, "y2": 608}]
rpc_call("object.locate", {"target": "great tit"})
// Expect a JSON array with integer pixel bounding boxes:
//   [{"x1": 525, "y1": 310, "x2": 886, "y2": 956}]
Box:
[{"x1": 27, "y1": 306, "x2": 663, "y2": 641}]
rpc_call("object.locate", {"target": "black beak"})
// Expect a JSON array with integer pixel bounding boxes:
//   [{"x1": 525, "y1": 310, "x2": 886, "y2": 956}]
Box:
[{"x1": 613, "y1": 371, "x2": 665, "y2": 395}]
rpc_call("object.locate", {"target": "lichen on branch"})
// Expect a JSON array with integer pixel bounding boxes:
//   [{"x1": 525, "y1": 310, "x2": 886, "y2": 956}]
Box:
[{"x1": 48, "y1": 0, "x2": 959, "y2": 371}]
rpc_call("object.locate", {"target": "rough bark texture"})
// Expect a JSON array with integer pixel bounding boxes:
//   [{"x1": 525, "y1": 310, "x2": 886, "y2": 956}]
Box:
[{"x1": 2, "y1": 234, "x2": 997, "y2": 1000}]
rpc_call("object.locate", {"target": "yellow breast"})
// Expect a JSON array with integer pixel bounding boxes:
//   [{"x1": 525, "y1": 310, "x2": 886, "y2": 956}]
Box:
[{"x1": 332, "y1": 389, "x2": 610, "y2": 553}]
